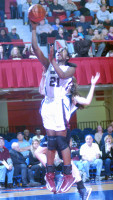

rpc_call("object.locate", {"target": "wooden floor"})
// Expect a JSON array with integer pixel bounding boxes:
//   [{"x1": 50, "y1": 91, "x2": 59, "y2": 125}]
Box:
[{"x1": 0, "y1": 179, "x2": 113, "y2": 200}]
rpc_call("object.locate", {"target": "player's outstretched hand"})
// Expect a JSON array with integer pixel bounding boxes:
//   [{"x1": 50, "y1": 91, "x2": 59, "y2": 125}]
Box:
[{"x1": 91, "y1": 72, "x2": 100, "y2": 85}]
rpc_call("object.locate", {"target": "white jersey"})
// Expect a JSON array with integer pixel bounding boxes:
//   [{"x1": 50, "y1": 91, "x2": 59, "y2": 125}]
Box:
[{"x1": 45, "y1": 63, "x2": 72, "y2": 100}]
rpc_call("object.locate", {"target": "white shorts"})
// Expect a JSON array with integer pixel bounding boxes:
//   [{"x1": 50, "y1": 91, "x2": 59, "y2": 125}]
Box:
[{"x1": 41, "y1": 98, "x2": 66, "y2": 131}]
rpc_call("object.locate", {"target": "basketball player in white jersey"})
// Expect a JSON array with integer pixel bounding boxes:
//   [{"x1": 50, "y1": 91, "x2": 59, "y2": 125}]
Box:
[{"x1": 31, "y1": 21, "x2": 100, "y2": 195}]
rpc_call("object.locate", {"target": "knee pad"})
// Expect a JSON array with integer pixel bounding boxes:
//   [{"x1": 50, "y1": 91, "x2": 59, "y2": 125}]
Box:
[
  {"x1": 47, "y1": 136, "x2": 57, "y2": 150},
  {"x1": 56, "y1": 136, "x2": 68, "y2": 151}
]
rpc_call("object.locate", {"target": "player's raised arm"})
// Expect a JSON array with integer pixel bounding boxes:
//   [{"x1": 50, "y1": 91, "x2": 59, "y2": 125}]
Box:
[
  {"x1": 73, "y1": 72, "x2": 100, "y2": 105},
  {"x1": 31, "y1": 22, "x2": 50, "y2": 71}
]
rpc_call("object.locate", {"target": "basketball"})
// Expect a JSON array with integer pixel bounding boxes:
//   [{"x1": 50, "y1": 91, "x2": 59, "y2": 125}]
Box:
[{"x1": 28, "y1": 4, "x2": 46, "y2": 23}]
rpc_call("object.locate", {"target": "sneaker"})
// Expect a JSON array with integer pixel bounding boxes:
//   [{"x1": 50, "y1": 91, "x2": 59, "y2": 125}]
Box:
[
  {"x1": 79, "y1": 188, "x2": 92, "y2": 200},
  {"x1": 7, "y1": 183, "x2": 13, "y2": 188},
  {"x1": 28, "y1": 181, "x2": 41, "y2": 187},
  {"x1": 45, "y1": 172, "x2": 56, "y2": 193},
  {"x1": 57, "y1": 174, "x2": 76, "y2": 193}
]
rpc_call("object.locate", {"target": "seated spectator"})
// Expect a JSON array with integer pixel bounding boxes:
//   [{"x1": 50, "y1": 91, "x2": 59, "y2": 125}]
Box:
[
  {"x1": 28, "y1": 139, "x2": 45, "y2": 185},
  {"x1": 101, "y1": 125, "x2": 113, "y2": 146},
  {"x1": 63, "y1": 0, "x2": 80, "y2": 19},
  {"x1": 24, "y1": 129, "x2": 32, "y2": 144},
  {"x1": 32, "y1": 128, "x2": 44, "y2": 142},
  {"x1": 101, "y1": 135, "x2": 113, "y2": 180},
  {"x1": 49, "y1": 0, "x2": 65, "y2": 17},
  {"x1": 100, "y1": 28, "x2": 109, "y2": 40},
  {"x1": 16, "y1": 0, "x2": 26, "y2": 19},
  {"x1": 94, "y1": 125, "x2": 103, "y2": 148},
  {"x1": 70, "y1": 138, "x2": 87, "y2": 182},
  {"x1": 106, "y1": 50, "x2": 113, "y2": 57},
  {"x1": 39, "y1": 0, "x2": 52, "y2": 17},
  {"x1": 96, "y1": 4, "x2": 113, "y2": 25},
  {"x1": 8, "y1": 26, "x2": 20, "y2": 40},
  {"x1": 9, "y1": 46, "x2": 22, "y2": 60},
  {"x1": 107, "y1": 26, "x2": 113, "y2": 40},
  {"x1": 80, "y1": 134, "x2": 103, "y2": 182},
  {"x1": 85, "y1": 28, "x2": 94, "y2": 40},
  {"x1": 76, "y1": 26, "x2": 85, "y2": 39},
  {"x1": 10, "y1": 142, "x2": 28, "y2": 187},
  {"x1": 36, "y1": 19, "x2": 54, "y2": 45},
  {"x1": 91, "y1": 28, "x2": 106, "y2": 57},
  {"x1": 0, "y1": 29, "x2": 12, "y2": 57},
  {"x1": 0, "y1": 44, "x2": 8, "y2": 60},
  {"x1": 90, "y1": 17, "x2": 104, "y2": 33},
  {"x1": 0, "y1": 136, "x2": 14, "y2": 189},
  {"x1": 17, "y1": 132, "x2": 31, "y2": 158},
  {"x1": 85, "y1": 0, "x2": 100, "y2": 18},
  {"x1": 22, "y1": 0, "x2": 33, "y2": 25},
  {"x1": 56, "y1": 26, "x2": 70, "y2": 40},
  {"x1": 67, "y1": 28, "x2": 83, "y2": 57},
  {"x1": 0, "y1": 5, "x2": 5, "y2": 22},
  {"x1": 10, "y1": 0, "x2": 18, "y2": 19},
  {"x1": 52, "y1": 17, "x2": 63, "y2": 32},
  {"x1": 58, "y1": 0, "x2": 68, "y2": 7},
  {"x1": 22, "y1": 45, "x2": 37, "y2": 59},
  {"x1": 75, "y1": 15, "x2": 91, "y2": 35}
]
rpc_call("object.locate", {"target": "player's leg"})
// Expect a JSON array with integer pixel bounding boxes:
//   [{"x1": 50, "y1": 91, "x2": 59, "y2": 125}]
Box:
[{"x1": 56, "y1": 130, "x2": 75, "y2": 193}]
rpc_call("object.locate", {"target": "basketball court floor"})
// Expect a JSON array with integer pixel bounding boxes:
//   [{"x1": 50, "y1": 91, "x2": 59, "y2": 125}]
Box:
[{"x1": 0, "y1": 180, "x2": 113, "y2": 200}]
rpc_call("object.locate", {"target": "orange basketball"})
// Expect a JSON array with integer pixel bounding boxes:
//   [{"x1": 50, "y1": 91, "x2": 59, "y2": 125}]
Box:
[{"x1": 28, "y1": 4, "x2": 46, "y2": 23}]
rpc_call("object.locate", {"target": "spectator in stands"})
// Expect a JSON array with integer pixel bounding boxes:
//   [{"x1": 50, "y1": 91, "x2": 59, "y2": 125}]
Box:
[
  {"x1": 0, "y1": 44, "x2": 8, "y2": 60},
  {"x1": 0, "y1": 28, "x2": 12, "y2": 57},
  {"x1": 94, "y1": 125, "x2": 103, "y2": 148},
  {"x1": 101, "y1": 135, "x2": 113, "y2": 180},
  {"x1": 96, "y1": 4, "x2": 113, "y2": 25},
  {"x1": 101, "y1": 125, "x2": 113, "y2": 146},
  {"x1": 107, "y1": 26, "x2": 113, "y2": 40},
  {"x1": 52, "y1": 17, "x2": 63, "y2": 32},
  {"x1": 75, "y1": 15, "x2": 91, "y2": 35},
  {"x1": 70, "y1": 138, "x2": 87, "y2": 182},
  {"x1": 10, "y1": 0, "x2": 18, "y2": 19},
  {"x1": 106, "y1": 50, "x2": 113, "y2": 57},
  {"x1": 100, "y1": 28, "x2": 109, "y2": 39},
  {"x1": 39, "y1": 0, "x2": 52, "y2": 17},
  {"x1": 17, "y1": 132, "x2": 31, "y2": 158},
  {"x1": 16, "y1": 0, "x2": 26, "y2": 19},
  {"x1": 0, "y1": 136, "x2": 14, "y2": 188},
  {"x1": 0, "y1": 4, "x2": 5, "y2": 22},
  {"x1": 63, "y1": 0, "x2": 81, "y2": 19},
  {"x1": 32, "y1": 128, "x2": 44, "y2": 142},
  {"x1": 24, "y1": 129, "x2": 32, "y2": 144},
  {"x1": 76, "y1": 26, "x2": 85, "y2": 38},
  {"x1": 9, "y1": 46, "x2": 22, "y2": 60},
  {"x1": 22, "y1": 0, "x2": 33, "y2": 25},
  {"x1": 10, "y1": 142, "x2": 28, "y2": 187},
  {"x1": 85, "y1": 28, "x2": 94, "y2": 40},
  {"x1": 56, "y1": 26, "x2": 70, "y2": 40},
  {"x1": 58, "y1": 0, "x2": 67, "y2": 7},
  {"x1": 8, "y1": 26, "x2": 20, "y2": 40},
  {"x1": 28, "y1": 139, "x2": 45, "y2": 185},
  {"x1": 85, "y1": 0, "x2": 100, "y2": 18},
  {"x1": 36, "y1": 19, "x2": 54, "y2": 45},
  {"x1": 22, "y1": 45, "x2": 37, "y2": 59},
  {"x1": 49, "y1": 0, "x2": 65, "y2": 17},
  {"x1": 91, "y1": 28, "x2": 106, "y2": 57},
  {"x1": 90, "y1": 17, "x2": 104, "y2": 33},
  {"x1": 80, "y1": 134, "x2": 103, "y2": 182},
  {"x1": 67, "y1": 28, "x2": 83, "y2": 57}
]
